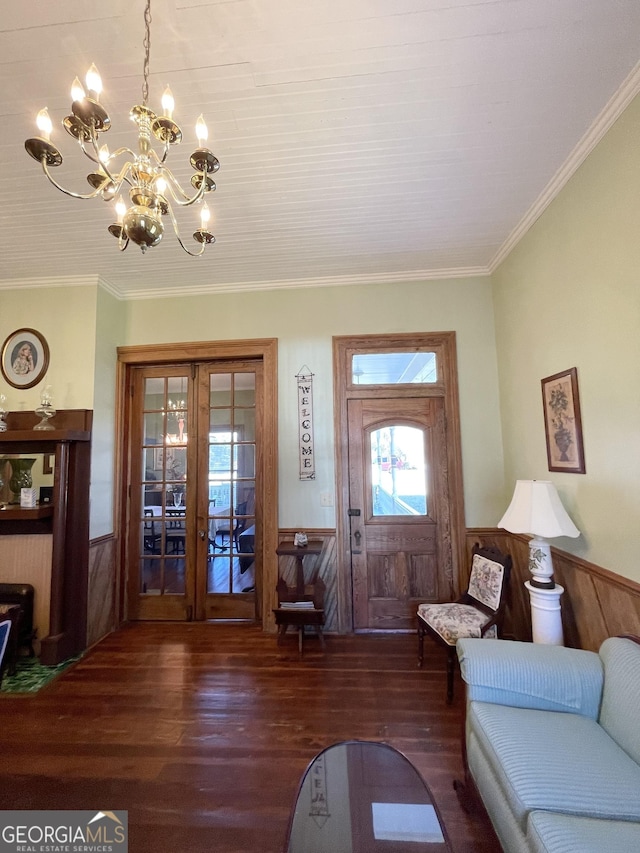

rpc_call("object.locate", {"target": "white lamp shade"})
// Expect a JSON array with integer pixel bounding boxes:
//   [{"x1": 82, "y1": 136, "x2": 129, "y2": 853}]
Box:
[{"x1": 498, "y1": 480, "x2": 580, "y2": 539}]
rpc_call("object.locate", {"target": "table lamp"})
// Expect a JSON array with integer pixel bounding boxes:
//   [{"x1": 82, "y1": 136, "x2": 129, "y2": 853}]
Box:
[{"x1": 498, "y1": 479, "x2": 580, "y2": 645}]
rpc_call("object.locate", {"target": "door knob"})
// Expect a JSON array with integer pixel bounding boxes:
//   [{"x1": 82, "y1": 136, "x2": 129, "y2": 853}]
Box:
[
  {"x1": 354, "y1": 530, "x2": 361, "y2": 546},
  {"x1": 198, "y1": 529, "x2": 206, "y2": 540}
]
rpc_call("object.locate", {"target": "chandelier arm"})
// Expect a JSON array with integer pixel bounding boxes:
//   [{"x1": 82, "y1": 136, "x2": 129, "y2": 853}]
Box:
[
  {"x1": 40, "y1": 158, "x2": 113, "y2": 200},
  {"x1": 156, "y1": 169, "x2": 198, "y2": 204},
  {"x1": 77, "y1": 137, "x2": 102, "y2": 167},
  {"x1": 175, "y1": 235, "x2": 206, "y2": 257},
  {"x1": 105, "y1": 147, "x2": 138, "y2": 162},
  {"x1": 165, "y1": 199, "x2": 206, "y2": 257},
  {"x1": 85, "y1": 135, "x2": 122, "y2": 185},
  {"x1": 176, "y1": 177, "x2": 207, "y2": 207},
  {"x1": 109, "y1": 161, "x2": 134, "y2": 189},
  {"x1": 78, "y1": 131, "x2": 135, "y2": 170},
  {"x1": 161, "y1": 170, "x2": 208, "y2": 206},
  {"x1": 76, "y1": 134, "x2": 120, "y2": 184},
  {"x1": 148, "y1": 146, "x2": 170, "y2": 169}
]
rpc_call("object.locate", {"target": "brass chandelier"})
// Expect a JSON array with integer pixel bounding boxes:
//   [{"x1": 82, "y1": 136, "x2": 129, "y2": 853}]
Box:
[{"x1": 24, "y1": 0, "x2": 218, "y2": 255}]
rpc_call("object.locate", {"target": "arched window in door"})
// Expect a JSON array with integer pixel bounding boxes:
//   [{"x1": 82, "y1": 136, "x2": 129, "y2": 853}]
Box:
[{"x1": 370, "y1": 425, "x2": 427, "y2": 517}]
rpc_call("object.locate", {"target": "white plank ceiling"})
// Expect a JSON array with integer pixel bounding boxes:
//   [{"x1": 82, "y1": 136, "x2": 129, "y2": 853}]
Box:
[{"x1": 1, "y1": 0, "x2": 639, "y2": 299}]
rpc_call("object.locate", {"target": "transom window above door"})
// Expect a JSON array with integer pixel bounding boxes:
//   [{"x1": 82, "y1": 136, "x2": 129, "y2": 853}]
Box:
[{"x1": 351, "y1": 351, "x2": 437, "y2": 386}]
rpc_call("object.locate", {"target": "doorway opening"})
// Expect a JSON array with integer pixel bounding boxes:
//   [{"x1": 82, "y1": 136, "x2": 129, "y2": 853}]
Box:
[
  {"x1": 116, "y1": 339, "x2": 278, "y2": 629},
  {"x1": 333, "y1": 333, "x2": 466, "y2": 633}
]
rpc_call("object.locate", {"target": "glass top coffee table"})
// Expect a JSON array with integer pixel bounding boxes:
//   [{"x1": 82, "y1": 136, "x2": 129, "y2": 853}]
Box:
[{"x1": 283, "y1": 740, "x2": 452, "y2": 852}]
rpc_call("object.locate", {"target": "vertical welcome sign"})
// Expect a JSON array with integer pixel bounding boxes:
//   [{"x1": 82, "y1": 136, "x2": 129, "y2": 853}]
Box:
[{"x1": 296, "y1": 366, "x2": 315, "y2": 480}]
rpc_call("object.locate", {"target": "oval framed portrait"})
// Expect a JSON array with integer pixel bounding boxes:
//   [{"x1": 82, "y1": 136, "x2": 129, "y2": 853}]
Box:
[{"x1": 1, "y1": 328, "x2": 50, "y2": 389}]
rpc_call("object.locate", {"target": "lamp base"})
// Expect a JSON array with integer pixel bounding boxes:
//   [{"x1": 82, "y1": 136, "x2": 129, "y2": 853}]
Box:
[
  {"x1": 525, "y1": 581, "x2": 564, "y2": 645},
  {"x1": 527, "y1": 537, "x2": 556, "y2": 586}
]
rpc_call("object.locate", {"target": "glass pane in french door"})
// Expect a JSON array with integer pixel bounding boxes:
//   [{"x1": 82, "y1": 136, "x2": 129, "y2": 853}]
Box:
[
  {"x1": 138, "y1": 373, "x2": 189, "y2": 604},
  {"x1": 206, "y1": 370, "x2": 256, "y2": 596}
]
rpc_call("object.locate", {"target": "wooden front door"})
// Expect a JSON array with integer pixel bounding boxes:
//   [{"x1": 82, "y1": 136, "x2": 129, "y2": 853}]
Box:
[
  {"x1": 126, "y1": 360, "x2": 262, "y2": 622},
  {"x1": 347, "y1": 397, "x2": 454, "y2": 630}
]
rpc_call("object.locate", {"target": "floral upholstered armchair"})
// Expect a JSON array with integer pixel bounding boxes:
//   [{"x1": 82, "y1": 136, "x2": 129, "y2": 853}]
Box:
[{"x1": 417, "y1": 544, "x2": 512, "y2": 702}]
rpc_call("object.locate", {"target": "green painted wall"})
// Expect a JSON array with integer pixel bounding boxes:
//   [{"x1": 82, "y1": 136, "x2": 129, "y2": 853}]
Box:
[
  {"x1": 0, "y1": 284, "x2": 97, "y2": 411},
  {"x1": 123, "y1": 277, "x2": 505, "y2": 529},
  {"x1": 0, "y1": 282, "x2": 127, "y2": 538},
  {"x1": 492, "y1": 94, "x2": 640, "y2": 581},
  {"x1": 91, "y1": 287, "x2": 127, "y2": 538}
]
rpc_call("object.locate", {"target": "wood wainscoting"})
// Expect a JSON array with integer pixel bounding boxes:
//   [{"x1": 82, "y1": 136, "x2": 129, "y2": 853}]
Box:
[
  {"x1": 466, "y1": 529, "x2": 640, "y2": 650},
  {"x1": 0, "y1": 534, "x2": 53, "y2": 648},
  {"x1": 276, "y1": 530, "x2": 337, "y2": 632},
  {"x1": 87, "y1": 533, "x2": 117, "y2": 647}
]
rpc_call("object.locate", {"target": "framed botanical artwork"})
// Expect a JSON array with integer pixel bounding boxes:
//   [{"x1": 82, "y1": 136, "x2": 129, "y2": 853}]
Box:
[
  {"x1": 1, "y1": 328, "x2": 50, "y2": 389},
  {"x1": 541, "y1": 367, "x2": 586, "y2": 474}
]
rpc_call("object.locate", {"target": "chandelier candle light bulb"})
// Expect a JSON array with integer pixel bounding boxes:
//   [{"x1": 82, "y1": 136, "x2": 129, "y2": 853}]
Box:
[
  {"x1": 85, "y1": 63, "x2": 102, "y2": 99},
  {"x1": 161, "y1": 86, "x2": 174, "y2": 119},
  {"x1": 196, "y1": 114, "x2": 208, "y2": 146},
  {"x1": 24, "y1": 0, "x2": 219, "y2": 256},
  {"x1": 36, "y1": 109, "x2": 52, "y2": 141},
  {"x1": 71, "y1": 77, "x2": 86, "y2": 103},
  {"x1": 115, "y1": 196, "x2": 126, "y2": 224}
]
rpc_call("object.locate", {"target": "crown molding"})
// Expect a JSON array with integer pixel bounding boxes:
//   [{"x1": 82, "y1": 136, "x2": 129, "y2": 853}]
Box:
[
  {"x1": 96, "y1": 277, "x2": 125, "y2": 300},
  {"x1": 0, "y1": 275, "x2": 101, "y2": 291},
  {"x1": 117, "y1": 266, "x2": 491, "y2": 300},
  {"x1": 0, "y1": 267, "x2": 492, "y2": 300},
  {"x1": 489, "y1": 59, "x2": 640, "y2": 273}
]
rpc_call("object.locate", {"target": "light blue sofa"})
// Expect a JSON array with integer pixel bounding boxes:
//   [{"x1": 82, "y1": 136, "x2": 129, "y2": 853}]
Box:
[{"x1": 455, "y1": 635, "x2": 640, "y2": 853}]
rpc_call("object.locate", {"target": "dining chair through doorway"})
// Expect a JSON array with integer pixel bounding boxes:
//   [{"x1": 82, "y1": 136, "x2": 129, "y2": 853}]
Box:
[
  {"x1": 143, "y1": 509, "x2": 162, "y2": 554},
  {"x1": 215, "y1": 488, "x2": 255, "y2": 551}
]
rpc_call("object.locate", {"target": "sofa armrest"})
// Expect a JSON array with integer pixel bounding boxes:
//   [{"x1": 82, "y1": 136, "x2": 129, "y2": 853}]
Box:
[{"x1": 456, "y1": 638, "x2": 603, "y2": 717}]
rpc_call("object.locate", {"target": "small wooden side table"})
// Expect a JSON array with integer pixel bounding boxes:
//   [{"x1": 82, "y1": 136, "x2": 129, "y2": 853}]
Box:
[{"x1": 273, "y1": 541, "x2": 325, "y2": 657}]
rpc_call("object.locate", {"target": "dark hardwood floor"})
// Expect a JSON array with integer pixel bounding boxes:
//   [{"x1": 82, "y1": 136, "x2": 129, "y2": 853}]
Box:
[{"x1": 0, "y1": 623, "x2": 500, "y2": 853}]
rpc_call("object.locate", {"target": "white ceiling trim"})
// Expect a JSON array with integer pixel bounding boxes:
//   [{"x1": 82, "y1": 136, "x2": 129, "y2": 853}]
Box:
[
  {"x1": 105, "y1": 265, "x2": 491, "y2": 301},
  {"x1": 97, "y1": 277, "x2": 125, "y2": 300},
  {"x1": 0, "y1": 275, "x2": 101, "y2": 292},
  {"x1": 489, "y1": 58, "x2": 640, "y2": 273}
]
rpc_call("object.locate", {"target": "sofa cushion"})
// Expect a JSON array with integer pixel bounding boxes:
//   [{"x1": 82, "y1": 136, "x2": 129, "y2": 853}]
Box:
[
  {"x1": 457, "y1": 638, "x2": 603, "y2": 716},
  {"x1": 599, "y1": 636, "x2": 640, "y2": 765},
  {"x1": 469, "y1": 700, "x2": 640, "y2": 830},
  {"x1": 527, "y1": 811, "x2": 640, "y2": 853}
]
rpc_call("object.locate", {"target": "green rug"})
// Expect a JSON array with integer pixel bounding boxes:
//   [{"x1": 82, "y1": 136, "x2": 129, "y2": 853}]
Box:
[{"x1": 1, "y1": 654, "x2": 81, "y2": 695}]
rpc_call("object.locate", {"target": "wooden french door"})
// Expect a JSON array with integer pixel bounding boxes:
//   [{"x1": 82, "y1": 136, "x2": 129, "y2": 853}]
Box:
[
  {"x1": 347, "y1": 397, "x2": 454, "y2": 630},
  {"x1": 126, "y1": 360, "x2": 261, "y2": 622}
]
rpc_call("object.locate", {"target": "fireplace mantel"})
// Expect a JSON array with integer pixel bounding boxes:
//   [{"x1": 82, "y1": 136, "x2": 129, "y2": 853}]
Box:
[{"x1": 0, "y1": 409, "x2": 92, "y2": 664}]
